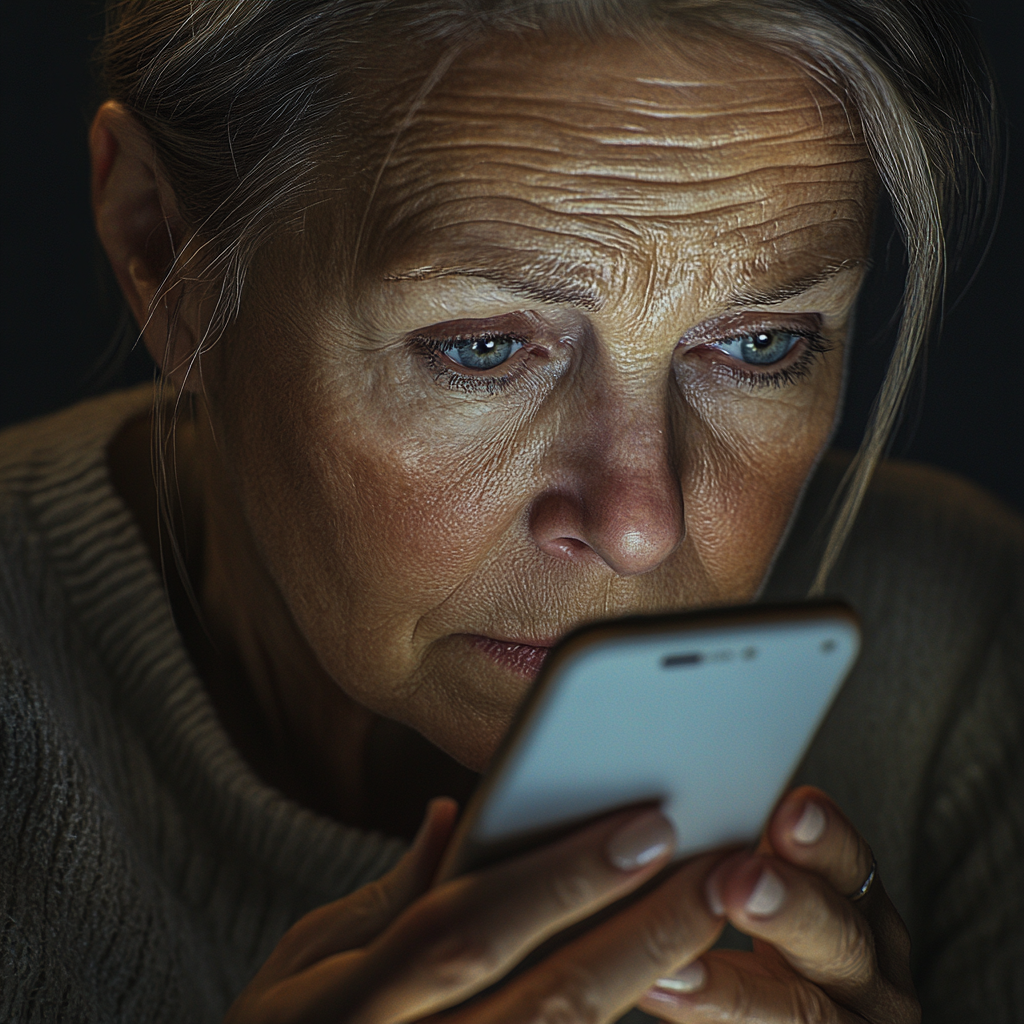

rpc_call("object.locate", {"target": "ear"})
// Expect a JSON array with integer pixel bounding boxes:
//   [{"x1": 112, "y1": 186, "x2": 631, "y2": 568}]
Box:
[{"x1": 90, "y1": 100, "x2": 205, "y2": 392}]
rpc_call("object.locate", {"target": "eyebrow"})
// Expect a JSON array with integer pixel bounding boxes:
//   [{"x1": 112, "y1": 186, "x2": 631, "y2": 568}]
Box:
[
  {"x1": 384, "y1": 257, "x2": 869, "y2": 314},
  {"x1": 725, "y1": 260, "x2": 870, "y2": 309},
  {"x1": 383, "y1": 264, "x2": 603, "y2": 311}
]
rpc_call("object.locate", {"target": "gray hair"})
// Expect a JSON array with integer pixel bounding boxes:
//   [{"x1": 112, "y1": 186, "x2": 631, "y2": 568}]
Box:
[{"x1": 100, "y1": 0, "x2": 998, "y2": 591}]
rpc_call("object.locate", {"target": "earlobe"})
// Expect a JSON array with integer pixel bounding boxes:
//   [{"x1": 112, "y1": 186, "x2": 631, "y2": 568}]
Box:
[{"x1": 90, "y1": 100, "x2": 203, "y2": 391}]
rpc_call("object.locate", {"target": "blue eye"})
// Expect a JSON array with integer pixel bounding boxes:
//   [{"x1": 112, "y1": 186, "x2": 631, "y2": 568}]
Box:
[
  {"x1": 445, "y1": 334, "x2": 524, "y2": 370},
  {"x1": 711, "y1": 330, "x2": 801, "y2": 366}
]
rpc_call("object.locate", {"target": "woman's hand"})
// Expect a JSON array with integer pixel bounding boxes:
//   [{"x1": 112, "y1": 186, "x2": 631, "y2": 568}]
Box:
[
  {"x1": 636, "y1": 786, "x2": 920, "y2": 1023},
  {"x1": 226, "y1": 787, "x2": 918, "y2": 1024},
  {"x1": 226, "y1": 798, "x2": 729, "y2": 1023}
]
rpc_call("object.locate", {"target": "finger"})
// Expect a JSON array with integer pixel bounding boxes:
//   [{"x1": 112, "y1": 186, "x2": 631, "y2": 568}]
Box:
[
  {"x1": 637, "y1": 949, "x2": 865, "y2": 1023},
  {"x1": 767, "y1": 787, "x2": 916, "y2": 993},
  {"x1": 767, "y1": 787, "x2": 871, "y2": 897},
  {"x1": 286, "y1": 807, "x2": 677, "y2": 1024},
  {"x1": 256, "y1": 797, "x2": 460, "y2": 983},
  {"x1": 455, "y1": 851, "x2": 726, "y2": 1024},
  {"x1": 704, "y1": 851, "x2": 919, "y2": 1021}
]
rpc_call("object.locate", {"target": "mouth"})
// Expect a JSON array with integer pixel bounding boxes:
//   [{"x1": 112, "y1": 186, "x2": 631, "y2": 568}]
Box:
[{"x1": 461, "y1": 633, "x2": 558, "y2": 678}]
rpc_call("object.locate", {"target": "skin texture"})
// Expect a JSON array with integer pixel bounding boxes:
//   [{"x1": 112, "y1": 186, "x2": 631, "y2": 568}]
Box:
[
  {"x1": 174, "y1": 29, "x2": 873, "y2": 774},
  {"x1": 93, "y1": 25, "x2": 920, "y2": 1024}
]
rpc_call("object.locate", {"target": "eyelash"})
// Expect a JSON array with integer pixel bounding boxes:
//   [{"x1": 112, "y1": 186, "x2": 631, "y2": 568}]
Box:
[
  {"x1": 414, "y1": 335, "x2": 531, "y2": 394},
  {"x1": 412, "y1": 327, "x2": 834, "y2": 394},
  {"x1": 709, "y1": 330, "x2": 834, "y2": 390}
]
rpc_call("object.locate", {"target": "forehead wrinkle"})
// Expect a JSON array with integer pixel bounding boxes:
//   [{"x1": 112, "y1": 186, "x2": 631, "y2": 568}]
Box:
[
  {"x1": 373, "y1": 185, "x2": 869, "y2": 309},
  {"x1": 634, "y1": 72, "x2": 826, "y2": 91},
  {"x1": 399, "y1": 103, "x2": 851, "y2": 164},
  {"x1": 385, "y1": 132, "x2": 870, "y2": 204},
  {"x1": 433, "y1": 58, "x2": 834, "y2": 112},
  {"x1": 413, "y1": 91, "x2": 833, "y2": 127},
  {"x1": 373, "y1": 160, "x2": 869, "y2": 269},
  {"x1": 361, "y1": 35, "x2": 874, "y2": 320},
  {"x1": 716, "y1": 219, "x2": 876, "y2": 276},
  {"x1": 375, "y1": 192, "x2": 654, "y2": 270},
  {"x1": 378, "y1": 165, "x2": 869, "y2": 238},
  {"x1": 414, "y1": 152, "x2": 861, "y2": 191},
  {"x1": 413, "y1": 60, "x2": 854, "y2": 145},
  {"x1": 528, "y1": 182, "x2": 867, "y2": 225}
]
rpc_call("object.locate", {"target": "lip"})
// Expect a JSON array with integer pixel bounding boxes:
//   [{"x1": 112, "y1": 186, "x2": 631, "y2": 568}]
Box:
[{"x1": 461, "y1": 634, "x2": 557, "y2": 678}]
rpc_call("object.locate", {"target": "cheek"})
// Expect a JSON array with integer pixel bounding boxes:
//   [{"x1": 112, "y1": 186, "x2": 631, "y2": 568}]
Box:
[
  {"x1": 677, "y1": 360, "x2": 842, "y2": 594},
  {"x1": 316, "y1": 425, "x2": 519, "y2": 591},
  {"x1": 228, "y1": 364, "x2": 535, "y2": 661}
]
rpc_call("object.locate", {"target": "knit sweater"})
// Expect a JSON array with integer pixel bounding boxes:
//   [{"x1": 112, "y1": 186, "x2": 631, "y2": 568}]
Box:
[{"x1": 1, "y1": 386, "x2": 1021, "y2": 1022}]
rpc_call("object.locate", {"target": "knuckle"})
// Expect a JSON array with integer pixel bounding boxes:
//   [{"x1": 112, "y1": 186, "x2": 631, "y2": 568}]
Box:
[
  {"x1": 827, "y1": 911, "x2": 876, "y2": 985},
  {"x1": 786, "y1": 983, "x2": 843, "y2": 1024},
  {"x1": 302, "y1": 877, "x2": 394, "y2": 940},
  {"x1": 356, "y1": 877, "x2": 398, "y2": 925},
  {"x1": 707, "y1": 967, "x2": 839, "y2": 1024},
  {"x1": 408, "y1": 925, "x2": 505, "y2": 990},
  {"x1": 544, "y1": 867, "x2": 600, "y2": 913},
  {"x1": 636, "y1": 900, "x2": 697, "y2": 968},
  {"x1": 530, "y1": 964, "x2": 603, "y2": 1024},
  {"x1": 713, "y1": 972, "x2": 767, "y2": 1023}
]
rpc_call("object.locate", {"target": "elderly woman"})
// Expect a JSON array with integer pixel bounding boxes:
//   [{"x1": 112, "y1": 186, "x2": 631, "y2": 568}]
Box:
[{"x1": 1, "y1": 0, "x2": 1020, "y2": 1021}]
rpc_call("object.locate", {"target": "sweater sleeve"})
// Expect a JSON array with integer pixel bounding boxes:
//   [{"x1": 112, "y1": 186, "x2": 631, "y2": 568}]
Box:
[{"x1": 912, "y1": 572, "x2": 1024, "y2": 1020}]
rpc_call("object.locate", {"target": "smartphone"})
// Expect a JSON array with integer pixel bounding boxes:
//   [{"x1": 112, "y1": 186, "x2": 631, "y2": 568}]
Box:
[{"x1": 436, "y1": 601, "x2": 860, "y2": 881}]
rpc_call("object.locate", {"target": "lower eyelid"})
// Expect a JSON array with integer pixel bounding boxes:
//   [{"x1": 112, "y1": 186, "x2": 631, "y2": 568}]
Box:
[{"x1": 689, "y1": 334, "x2": 833, "y2": 388}]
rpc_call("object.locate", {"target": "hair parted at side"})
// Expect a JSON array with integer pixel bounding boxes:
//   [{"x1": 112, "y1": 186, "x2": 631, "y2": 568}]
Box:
[{"x1": 99, "y1": 0, "x2": 998, "y2": 590}]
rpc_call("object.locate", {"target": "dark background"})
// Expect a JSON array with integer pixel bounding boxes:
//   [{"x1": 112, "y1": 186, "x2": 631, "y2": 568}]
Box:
[{"x1": 2, "y1": 1, "x2": 1021, "y2": 512}]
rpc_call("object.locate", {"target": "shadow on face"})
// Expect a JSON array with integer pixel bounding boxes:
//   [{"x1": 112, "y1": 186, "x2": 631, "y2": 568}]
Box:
[{"x1": 204, "y1": 25, "x2": 876, "y2": 770}]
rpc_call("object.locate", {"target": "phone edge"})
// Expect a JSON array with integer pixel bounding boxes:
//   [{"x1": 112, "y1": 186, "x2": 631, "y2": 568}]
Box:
[{"x1": 433, "y1": 598, "x2": 859, "y2": 884}]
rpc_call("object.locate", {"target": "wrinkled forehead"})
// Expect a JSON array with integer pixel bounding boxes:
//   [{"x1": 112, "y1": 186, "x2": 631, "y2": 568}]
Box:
[{"x1": 361, "y1": 28, "x2": 875, "y2": 293}]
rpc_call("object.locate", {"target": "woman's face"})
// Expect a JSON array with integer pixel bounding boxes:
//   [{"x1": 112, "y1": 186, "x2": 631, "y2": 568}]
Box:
[{"x1": 206, "y1": 29, "x2": 875, "y2": 770}]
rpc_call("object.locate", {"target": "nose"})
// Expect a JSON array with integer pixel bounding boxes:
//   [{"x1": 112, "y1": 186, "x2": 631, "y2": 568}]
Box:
[{"x1": 528, "y1": 413, "x2": 684, "y2": 577}]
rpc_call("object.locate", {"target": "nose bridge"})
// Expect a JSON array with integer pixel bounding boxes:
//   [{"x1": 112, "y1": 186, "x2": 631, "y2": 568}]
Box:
[
  {"x1": 593, "y1": 386, "x2": 673, "y2": 477},
  {"x1": 529, "y1": 374, "x2": 685, "y2": 576},
  {"x1": 581, "y1": 383, "x2": 682, "y2": 525}
]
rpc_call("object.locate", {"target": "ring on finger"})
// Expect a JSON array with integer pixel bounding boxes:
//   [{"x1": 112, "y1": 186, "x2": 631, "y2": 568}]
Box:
[{"x1": 846, "y1": 857, "x2": 877, "y2": 902}]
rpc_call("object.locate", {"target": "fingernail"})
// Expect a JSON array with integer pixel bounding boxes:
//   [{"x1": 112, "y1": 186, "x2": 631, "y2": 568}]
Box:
[
  {"x1": 606, "y1": 811, "x2": 675, "y2": 870},
  {"x1": 654, "y1": 960, "x2": 707, "y2": 994},
  {"x1": 705, "y1": 873, "x2": 725, "y2": 915},
  {"x1": 792, "y1": 801, "x2": 826, "y2": 845},
  {"x1": 745, "y1": 867, "x2": 786, "y2": 917}
]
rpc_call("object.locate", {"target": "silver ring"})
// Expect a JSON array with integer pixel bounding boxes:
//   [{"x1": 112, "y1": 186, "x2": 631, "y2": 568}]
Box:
[{"x1": 848, "y1": 857, "x2": 877, "y2": 902}]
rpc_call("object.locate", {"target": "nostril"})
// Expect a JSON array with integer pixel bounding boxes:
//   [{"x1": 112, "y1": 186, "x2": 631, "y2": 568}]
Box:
[
  {"x1": 529, "y1": 492, "x2": 599, "y2": 564},
  {"x1": 528, "y1": 479, "x2": 684, "y2": 575},
  {"x1": 546, "y1": 536, "x2": 592, "y2": 561}
]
